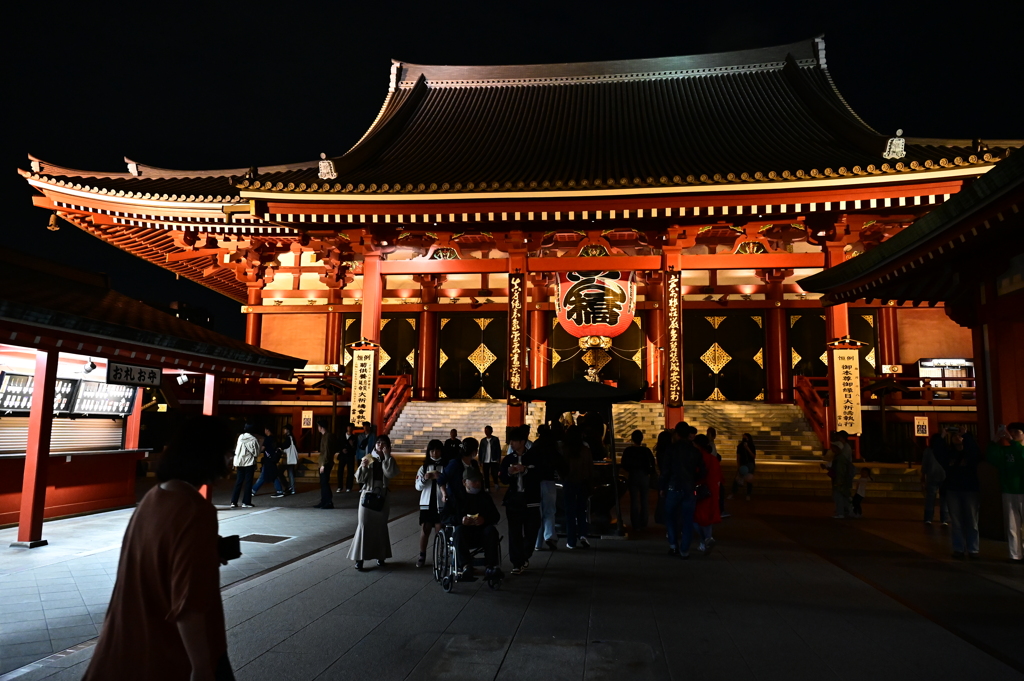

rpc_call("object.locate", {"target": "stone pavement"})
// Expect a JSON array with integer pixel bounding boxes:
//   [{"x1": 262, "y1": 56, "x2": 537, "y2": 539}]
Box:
[
  {"x1": 0, "y1": 480, "x2": 419, "y2": 676},
  {"x1": 2, "y1": 492, "x2": 1021, "y2": 681}
]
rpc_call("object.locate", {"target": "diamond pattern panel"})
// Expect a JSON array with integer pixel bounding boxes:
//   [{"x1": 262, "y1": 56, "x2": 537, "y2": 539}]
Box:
[
  {"x1": 791, "y1": 348, "x2": 802, "y2": 369},
  {"x1": 468, "y1": 344, "x2": 497, "y2": 374},
  {"x1": 705, "y1": 316, "x2": 727, "y2": 329},
  {"x1": 700, "y1": 343, "x2": 732, "y2": 374},
  {"x1": 707, "y1": 387, "x2": 727, "y2": 401}
]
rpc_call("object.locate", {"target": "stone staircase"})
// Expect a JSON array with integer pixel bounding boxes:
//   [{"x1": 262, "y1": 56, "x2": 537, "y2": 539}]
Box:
[
  {"x1": 389, "y1": 400, "x2": 508, "y2": 454},
  {"x1": 719, "y1": 461, "x2": 923, "y2": 499}
]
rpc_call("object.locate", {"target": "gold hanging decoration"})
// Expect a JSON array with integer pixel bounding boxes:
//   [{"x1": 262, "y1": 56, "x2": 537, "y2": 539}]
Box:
[
  {"x1": 438, "y1": 388, "x2": 448, "y2": 398},
  {"x1": 439, "y1": 349, "x2": 448, "y2": 367},
  {"x1": 378, "y1": 346, "x2": 391, "y2": 369},
  {"x1": 406, "y1": 349, "x2": 415, "y2": 368},
  {"x1": 707, "y1": 387, "x2": 727, "y2": 401},
  {"x1": 345, "y1": 318, "x2": 355, "y2": 330},
  {"x1": 475, "y1": 318, "x2": 494, "y2": 330},
  {"x1": 631, "y1": 349, "x2": 643, "y2": 368},
  {"x1": 751, "y1": 316, "x2": 763, "y2": 328},
  {"x1": 754, "y1": 390, "x2": 765, "y2": 401},
  {"x1": 700, "y1": 343, "x2": 732, "y2": 374},
  {"x1": 705, "y1": 316, "x2": 727, "y2": 329},
  {"x1": 865, "y1": 348, "x2": 876, "y2": 368},
  {"x1": 633, "y1": 317, "x2": 642, "y2": 329},
  {"x1": 468, "y1": 344, "x2": 497, "y2": 374},
  {"x1": 791, "y1": 348, "x2": 802, "y2": 369},
  {"x1": 582, "y1": 348, "x2": 611, "y2": 372},
  {"x1": 790, "y1": 315, "x2": 801, "y2": 328},
  {"x1": 862, "y1": 315, "x2": 874, "y2": 327},
  {"x1": 472, "y1": 385, "x2": 492, "y2": 399},
  {"x1": 753, "y1": 348, "x2": 764, "y2": 369},
  {"x1": 441, "y1": 318, "x2": 451, "y2": 329},
  {"x1": 343, "y1": 348, "x2": 352, "y2": 366},
  {"x1": 407, "y1": 318, "x2": 417, "y2": 331}
]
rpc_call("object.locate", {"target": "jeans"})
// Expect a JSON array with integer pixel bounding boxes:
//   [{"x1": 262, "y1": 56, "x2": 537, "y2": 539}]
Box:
[
  {"x1": 924, "y1": 483, "x2": 948, "y2": 523},
  {"x1": 251, "y1": 462, "x2": 284, "y2": 495},
  {"x1": 230, "y1": 465, "x2": 255, "y2": 505},
  {"x1": 1003, "y1": 493, "x2": 1024, "y2": 561},
  {"x1": 536, "y1": 480, "x2": 557, "y2": 547},
  {"x1": 564, "y1": 482, "x2": 589, "y2": 548},
  {"x1": 505, "y1": 499, "x2": 540, "y2": 568},
  {"x1": 696, "y1": 524, "x2": 713, "y2": 541},
  {"x1": 319, "y1": 461, "x2": 334, "y2": 507},
  {"x1": 664, "y1": 490, "x2": 696, "y2": 554},
  {"x1": 628, "y1": 472, "x2": 651, "y2": 530},
  {"x1": 946, "y1": 489, "x2": 980, "y2": 554},
  {"x1": 483, "y1": 461, "x2": 501, "y2": 490},
  {"x1": 284, "y1": 464, "x2": 298, "y2": 492}
]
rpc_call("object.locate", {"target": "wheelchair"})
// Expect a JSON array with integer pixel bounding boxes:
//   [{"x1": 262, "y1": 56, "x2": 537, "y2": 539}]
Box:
[{"x1": 432, "y1": 523, "x2": 504, "y2": 593}]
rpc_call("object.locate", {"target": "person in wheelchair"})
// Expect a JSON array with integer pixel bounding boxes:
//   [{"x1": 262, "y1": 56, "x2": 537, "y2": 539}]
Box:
[{"x1": 441, "y1": 468, "x2": 501, "y2": 581}]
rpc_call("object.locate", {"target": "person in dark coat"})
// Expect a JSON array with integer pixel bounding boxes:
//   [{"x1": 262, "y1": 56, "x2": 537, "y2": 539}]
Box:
[
  {"x1": 479, "y1": 425, "x2": 503, "y2": 491},
  {"x1": 500, "y1": 426, "x2": 544, "y2": 574},
  {"x1": 659, "y1": 424, "x2": 706, "y2": 558},
  {"x1": 443, "y1": 429, "x2": 462, "y2": 464},
  {"x1": 436, "y1": 437, "x2": 481, "y2": 503},
  {"x1": 251, "y1": 426, "x2": 286, "y2": 498},
  {"x1": 946, "y1": 428, "x2": 981, "y2": 559},
  {"x1": 336, "y1": 422, "x2": 358, "y2": 493},
  {"x1": 441, "y1": 467, "x2": 502, "y2": 578},
  {"x1": 314, "y1": 418, "x2": 339, "y2": 509},
  {"x1": 621, "y1": 429, "x2": 656, "y2": 531}
]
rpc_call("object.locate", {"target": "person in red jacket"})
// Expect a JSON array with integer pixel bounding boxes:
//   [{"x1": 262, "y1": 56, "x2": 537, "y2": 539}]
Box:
[{"x1": 693, "y1": 434, "x2": 722, "y2": 555}]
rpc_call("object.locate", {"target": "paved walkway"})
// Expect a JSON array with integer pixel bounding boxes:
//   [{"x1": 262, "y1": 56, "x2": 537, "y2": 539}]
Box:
[{"x1": 2, "y1": 493, "x2": 1022, "y2": 680}]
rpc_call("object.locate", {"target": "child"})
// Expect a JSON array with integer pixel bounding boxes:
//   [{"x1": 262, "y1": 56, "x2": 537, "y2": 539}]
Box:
[{"x1": 852, "y1": 467, "x2": 873, "y2": 518}]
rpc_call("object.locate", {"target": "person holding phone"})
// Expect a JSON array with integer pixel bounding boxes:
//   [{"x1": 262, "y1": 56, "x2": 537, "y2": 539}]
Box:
[
  {"x1": 349, "y1": 435, "x2": 399, "y2": 570},
  {"x1": 83, "y1": 416, "x2": 236, "y2": 681}
]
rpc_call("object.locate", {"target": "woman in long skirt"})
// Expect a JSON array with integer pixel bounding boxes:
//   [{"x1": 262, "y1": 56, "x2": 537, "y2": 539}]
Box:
[{"x1": 349, "y1": 434, "x2": 399, "y2": 570}]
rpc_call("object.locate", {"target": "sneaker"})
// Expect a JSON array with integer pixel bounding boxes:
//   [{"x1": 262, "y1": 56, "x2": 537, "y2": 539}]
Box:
[
  {"x1": 288, "y1": 489, "x2": 297, "y2": 495},
  {"x1": 942, "y1": 522, "x2": 950, "y2": 526},
  {"x1": 416, "y1": 554, "x2": 426, "y2": 568},
  {"x1": 698, "y1": 542, "x2": 706, "y2": 553},
  {"x1": 376, "y1": 559, "x2": 386, "y2": 567},
  {"x1": 354, "y1": 561, "x2": 364, "y2": 571},
  {"x1": 271, "y1": 492, "x2": 286, "y2": 499},
  {"x1": 534, "y1": 544, "x2": 544, "y2": 551},
  {"x1": 704, "y1": 538, "x2": 716, "y2": 555},
  {"x1": 242, "y1": 504, "x2": 255, "y2": 508},
  {"x1": 336, "y1": 488, "x2": 343, "y2": 493},
  {"x1": 546, "y1": 539, "x2": 558, "y2": 551},
  {"x1": 510, "y1": 566, "x2": 523, "y2": 575},
  {"x1": 229, "y1": 503, "x2": 238, "y2": 509},
  {"x1": 567, "y1": 543, "x2": 577, "y2": 550},
  {"x1": 343, "y1": 488, "x2": 352, "y2": 493},
  {"x1": 578, "y1": 537, "x2": 591, "y2": 549},
  {"x1": 925, "y1": 520, "x2": 933, "y2": 524},
  {"x1": 520, "y1": 560, "x2": 529, "y2": 572},
  {"x1": 721, "y1": 512, "x2": 732, "y2": 518}
]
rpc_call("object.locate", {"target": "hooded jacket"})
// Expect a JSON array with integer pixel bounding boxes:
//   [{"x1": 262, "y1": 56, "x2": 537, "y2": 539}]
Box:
[{"x1": 234, "y1": 433, "x2": 259, "y2": 468}]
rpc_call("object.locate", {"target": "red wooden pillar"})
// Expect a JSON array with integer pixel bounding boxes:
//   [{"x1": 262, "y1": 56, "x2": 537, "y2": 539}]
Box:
[
  {"x1": 824, "y1": 246, "x2": 850, "y2": 341},
  {"x1": 325, "y1": 289, "x2": 343, "y2": 366},
  {"x1": 645, "y1": 280, "x2": 664, "y2": 402},
  {"x1": 417, "y1": 278, "x2": 440, "y2": 401},
  {"x1": 13, "y1": 350, "x2": 59, "y2": 548},
  {"x1": 529, "y1": 277, "x2": 550, "y2": 389},
  {"x1": 124, "y1": 387, "x2": 145, "y2": 450},
  {"x1": 760, "y1": 269, "x2": 791, "y2": 404},
  {"x1": 198, "y1": 373, "x2": 219, "y2": 501},
  {"x1": 360, "y1": 252, "x2": 383, "y2": 344},
  {"x1": 245, "y1": 288, "x2": 262, "y2": 347},
  {"x1": 877, "y1": 304, "x2": 900, "y2": 368}
]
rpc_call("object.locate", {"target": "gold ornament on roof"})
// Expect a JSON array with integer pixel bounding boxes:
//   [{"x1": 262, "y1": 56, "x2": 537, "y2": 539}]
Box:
[
  {"x1": 753, "y1": 348, "x2": 764, "y2": 369},
  {"x1": 468, "y1": 344, "x2": 497, "y2": 374},
  {"x1": 883, "y1": 129, "x2": 907, "y2": 160},
  {"x1": 317, "y1": 153, "x2": 337, "y2": 180},
  {"x1": 700, "y1": 343, "x2": 732, "y2": 374},
  {"x1": 707, "y1": 387, "x2": 727, "y2": 401},
  {"x1": 705, "y1": 316, "x2": 727, "y2": 330},
  {"x1": 791, "y1": 348, "x2": 802, "y2": 369}
]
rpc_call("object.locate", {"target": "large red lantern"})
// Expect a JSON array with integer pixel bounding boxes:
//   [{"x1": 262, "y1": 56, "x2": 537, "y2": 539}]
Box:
[{"x1": 555, "y1": 270, "x2": 636, "y2": 339}]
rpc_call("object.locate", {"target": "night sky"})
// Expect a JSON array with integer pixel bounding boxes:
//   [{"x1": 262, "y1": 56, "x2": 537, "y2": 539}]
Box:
[{"x1": 8, "y1": 2, "x2": 1020, "y2": 340}]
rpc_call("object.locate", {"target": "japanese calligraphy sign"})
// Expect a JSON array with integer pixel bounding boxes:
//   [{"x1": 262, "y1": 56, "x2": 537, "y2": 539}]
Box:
[
  {"x1": 301, "y1": 411, "x2": 314, "y2": 429},
  {"x1": 832, "y1": 349, "x2": 862, "y2": 435},
  {"x1": 107, "y1": 362, "x2": 161, "y2": 387},
  {"x1": 508, "y1": 273, "x2": 526, "y2": 395},
  {"x1": 350, "y1": 348, "x2": 378, "y2": 426},
  {"x1": 665, "y1": 272, "x2": 683, "y2": 408},
  {"x1": 556, "y1": 270, "x2": 635, "y2": 338},
  {"x1": 914, "y1": 416, "x2": 929, "y2": 437}
]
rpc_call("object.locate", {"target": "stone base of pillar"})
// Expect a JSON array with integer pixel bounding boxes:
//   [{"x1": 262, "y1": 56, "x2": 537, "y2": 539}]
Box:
[{"x1": 10, "y1": 540, "x2": 48, "y2": 549}]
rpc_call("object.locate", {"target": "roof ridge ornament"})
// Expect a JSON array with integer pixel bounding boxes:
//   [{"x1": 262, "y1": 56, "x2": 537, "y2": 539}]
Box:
[
  {"x1": 883, "y1": 129, "x2": 906, "y2": 160},
  {"x1": 318, "y1": 153, "x2": 337, "y2": 181}
]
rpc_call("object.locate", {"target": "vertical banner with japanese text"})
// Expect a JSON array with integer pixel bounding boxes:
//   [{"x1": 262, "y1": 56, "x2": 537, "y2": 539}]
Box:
[
  {"x1": 833, "y1": 349, "x2": 862, "y2": 434},
  {"x1": 665, "y1": 271, "x2": 683, "y2": 408},
  {"x1": 508, "y1": 273, "x2": 526, "y2": 400},
  {"x1": 350, "y1": 348, "x2": 378, "y2": 426}
]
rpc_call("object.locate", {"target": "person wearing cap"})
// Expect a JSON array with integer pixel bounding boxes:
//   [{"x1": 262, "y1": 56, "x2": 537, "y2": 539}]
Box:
[
  {"x1": 441, "y1": 467, "x2": 502, "y2": 579},
  {"x1": 986, "y1": 422, "x2": 1024, "y2": 562}
]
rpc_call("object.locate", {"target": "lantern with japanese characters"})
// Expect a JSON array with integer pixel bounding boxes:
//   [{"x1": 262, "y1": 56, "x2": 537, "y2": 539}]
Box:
[{"x1": 556, "y1": 270, "x2": 636, "y2": 379}]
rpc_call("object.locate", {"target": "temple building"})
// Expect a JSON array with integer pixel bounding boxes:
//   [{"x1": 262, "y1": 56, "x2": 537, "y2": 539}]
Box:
[{"x1": 16, "y1": 36, "x2": 1021, "y2": 451}]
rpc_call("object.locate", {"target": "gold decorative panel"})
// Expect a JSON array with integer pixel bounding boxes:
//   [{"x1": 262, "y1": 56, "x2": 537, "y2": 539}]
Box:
[
  {"x1": 343, "y1": 348, "x2": 352, "y2": 366},
  {"x1": 753, "y1": 348, "x2": 764, "y2": 369},
  {"x1": 553, "y1": 317, "x2": 559, "y2": 328},
  {"x1": 438, "y1": 388, "x2": 448, "y2": 398},
  {"x1": 865, "y1": 348, "x2": 876, "y2": 368},
  {"x1": 551, "y1": 349, "x2": 561, "y2": 366},
  {"x1": 345, "y1": 318, "x2": 355, "y2": 330},
  {"x1": 582, "y1": 348, "x2": 611, "y2": 372},
  {"x1": 380, "y1": 318, "x2": 390, "y2": 331},
  {"x1": 472, "y1": 386, "x2": 492, "y2": 399},
  {"x1": 820, "y1": 351, "x2": 828, "y2": 366},
  {"x1": 862, "y1": 315, "x2": 874, "y2": 327},
  {"x1": 439, "y1": 349, "x2": 448, "y2": 368},
  {"x1": 700, "y1": 343, "x2": 732, "y2": 374},
  {"x1": 790, "y1": 315, "x2": 801, "y2": 328},
  {"x1": 631, "y1": 349, "x2": 643, "y2": 368},
  {"x1": 468, "y1": 344, "x2": 497, "y2": 374},
  {"x1": 820, "y1": 315, "x2": 826, "y2": 320},
  {"x1": 791, "y1": 348, "x2": 802, "y2": 369},
  {"x1": 751, "y1": 316, "x2": 763, "y2": 328},
  {"x1": 705, "y1": 316, "x2": 727, "y2": 329},
  {"x1": 378, "y1": 346, "x2": 391, "y2": 370},
  {"x1": 633, "y1": 317, "x2": 642, "y2": 328},
  {"x1": 475, "y1": 318, "x2": 494, "y2": 330},
  {"x1": 754, "y1": 390, "x2": 765, "y2": 401},
  {"x1": 407, "y1": 318, "x2": 416, "y2": 331},
  {"x1": 707, "y1": 387, "x2": 727, "y2": 401},
  {"x1": 406, "y1": 349, "x2": 415, "y2": 368},
  {"x1": 441, "y1": 318, "x2": 451, "y2": 329}
]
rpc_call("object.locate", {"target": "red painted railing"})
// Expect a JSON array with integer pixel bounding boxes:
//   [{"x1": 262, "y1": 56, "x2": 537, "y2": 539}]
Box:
[
  {"x1": 793, "y1": 376, "x2": 829, "y2": 448},
  {"x1": 380, "y1": 375, "x2": 412, "y2": 436}
]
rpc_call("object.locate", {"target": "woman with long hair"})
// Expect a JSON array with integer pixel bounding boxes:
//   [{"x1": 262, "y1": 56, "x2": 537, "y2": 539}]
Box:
[
  {"x1": 730, "y1": 433, "x2": 756, "y2": 500},
  {"x1": 349, "y1": 434, "x2": 399, "y2": 570},
  {"x1": 414, "y1": 439, "x2": 446, "y2": 568},
  {"x1": 83, "y1": 416, "x2": 236, "y2": 681},
  {"x1": 281, "y1": 424, "x2": 300, "y2": 495}
]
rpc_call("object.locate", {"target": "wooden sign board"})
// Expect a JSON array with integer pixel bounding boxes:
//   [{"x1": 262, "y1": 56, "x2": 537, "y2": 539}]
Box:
[
  {"x1": 833, "y1": 349, "x2": 862, "y2": 435},
  {"x1": 301, "y1": 410, "x2": 314, "y2": 429},
  {"x1": 107, "y1": 362, "x2": 162, "y2": 387},
  {"x1": 914, "y1": 416, "x2": 929, "y2": 437}
]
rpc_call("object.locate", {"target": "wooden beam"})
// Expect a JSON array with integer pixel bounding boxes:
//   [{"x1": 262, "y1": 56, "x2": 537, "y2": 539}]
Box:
[
  {"x1": 379, "y1": 259, "x2": 509, "y2": 275},
  {"x1": 166, "y1": 248, "x2": 227, "y2": 263}
]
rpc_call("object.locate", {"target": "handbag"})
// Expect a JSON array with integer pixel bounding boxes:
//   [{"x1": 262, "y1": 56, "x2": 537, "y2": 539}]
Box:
[
  {"x1": 361, "y1": 490, "x2": 386, "y2": 512},
  {"x1": 694, "y1": 483, "x2": 712, "y2": 501}
]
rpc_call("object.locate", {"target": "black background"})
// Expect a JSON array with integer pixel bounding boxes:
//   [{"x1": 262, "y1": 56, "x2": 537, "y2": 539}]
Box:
[{"x1": 8, "y1": 1, "x2": 1020, "y2": 339}]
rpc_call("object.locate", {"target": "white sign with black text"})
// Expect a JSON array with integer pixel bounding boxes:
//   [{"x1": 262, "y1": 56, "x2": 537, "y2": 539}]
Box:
[{"x1": 833, "y1": 349, "x2": 863, "y2": 435}]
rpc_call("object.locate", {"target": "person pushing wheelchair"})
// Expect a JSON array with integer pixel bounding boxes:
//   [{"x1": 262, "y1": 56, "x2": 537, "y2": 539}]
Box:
[{"x1": 442, "y1": 467, "x2": 502, "y2": 581}]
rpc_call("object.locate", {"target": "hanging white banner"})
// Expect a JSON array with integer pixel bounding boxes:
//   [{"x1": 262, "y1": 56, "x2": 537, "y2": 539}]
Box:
[
  {"x1": 833, "y1": 349, "x2": 862, "y2": 435},
  {"x1": 350, "y1": 348, "x2": 378, "y2": 426}
]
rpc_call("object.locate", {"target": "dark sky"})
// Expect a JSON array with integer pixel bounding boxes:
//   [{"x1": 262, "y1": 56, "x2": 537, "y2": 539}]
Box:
[{"x1": 8, "y1": 1, "x2": 1020, "y2": 339}]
